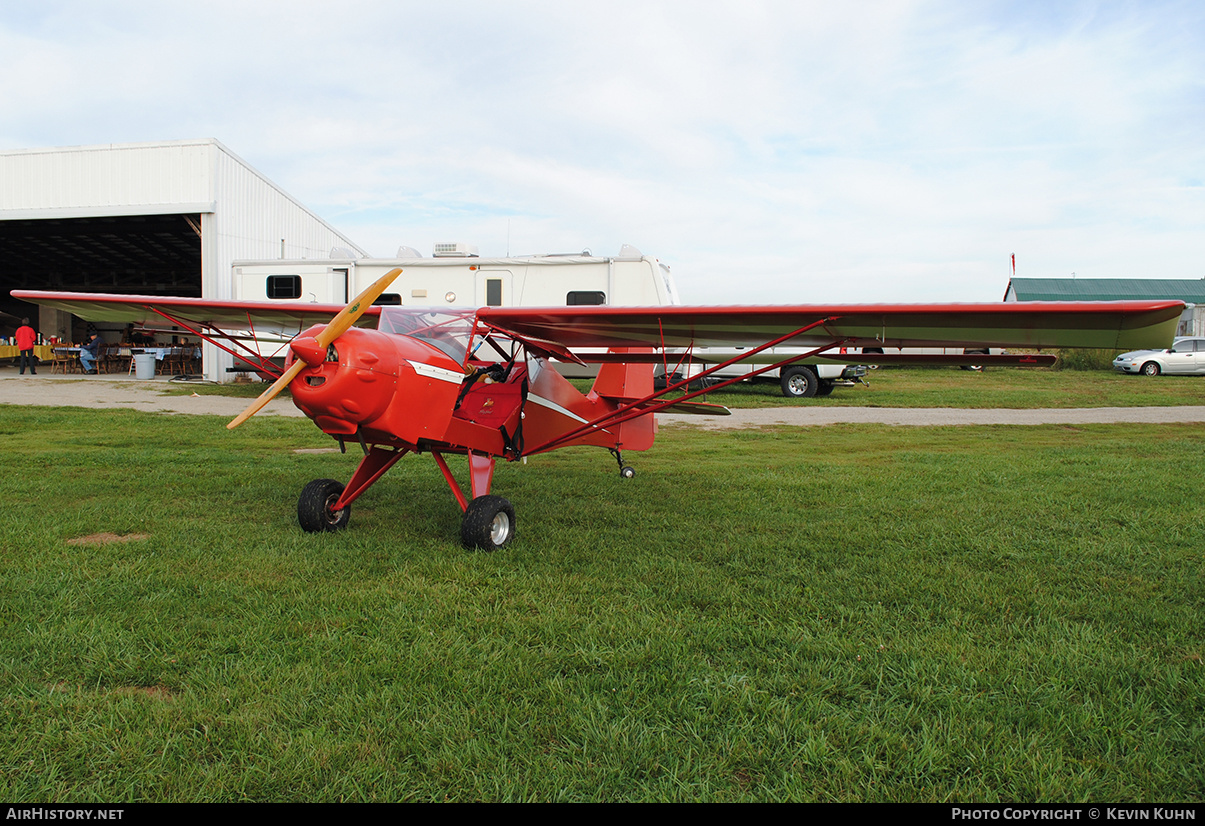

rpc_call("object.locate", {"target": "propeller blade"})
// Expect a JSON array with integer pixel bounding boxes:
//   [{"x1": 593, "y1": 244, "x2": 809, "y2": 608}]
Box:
[
  {"x1": 316, "y1": 267, "x2": 403, "y2": 348},
  {"x1": 226, "y1": 267, "x2": 403, "y2": 430},
  {"x1": 226, "y1": 360, "x2": 306, "y2": 430}
]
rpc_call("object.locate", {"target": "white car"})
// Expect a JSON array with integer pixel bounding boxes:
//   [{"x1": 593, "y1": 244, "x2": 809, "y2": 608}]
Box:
[{"x1": 1113, "y1": 337, "x2": 1205, "y2": 376}]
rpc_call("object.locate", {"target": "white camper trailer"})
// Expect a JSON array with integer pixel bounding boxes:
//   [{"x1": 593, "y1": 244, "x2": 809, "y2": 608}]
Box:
[
  {"x1": 231, "y1": 243, "x2": 861, "y2": 396},
  {"x1": 232, "y1": 243, "x2": 680, "y2": 310}
]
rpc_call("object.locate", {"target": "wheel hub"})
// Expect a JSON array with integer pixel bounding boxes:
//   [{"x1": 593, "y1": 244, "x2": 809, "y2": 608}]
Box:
[
  {"x1": 490, "y1": 512, "x2": 511, "y2": 545},
  {"x1": 324, "y1": 494, "x2": 346, "y2": 525}
]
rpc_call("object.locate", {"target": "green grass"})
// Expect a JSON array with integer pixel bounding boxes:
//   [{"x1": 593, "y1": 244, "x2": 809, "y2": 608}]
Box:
[
  {"x1": 673, "y1": 367, "x2": 1205, "y2": 409},
  {"x1": 0, "y1": 407, "x2": 1202, "y2": 801}
]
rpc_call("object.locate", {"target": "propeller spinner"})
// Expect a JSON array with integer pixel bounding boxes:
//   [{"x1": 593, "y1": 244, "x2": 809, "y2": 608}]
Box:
[{"x1": 227, "y1": 268, "x2": 402, "y2": 429}]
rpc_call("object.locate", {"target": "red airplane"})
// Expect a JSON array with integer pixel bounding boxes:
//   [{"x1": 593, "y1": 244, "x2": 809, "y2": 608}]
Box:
[{"x1": 13, "y1": 273, "x2": 1184, "y2": 550}]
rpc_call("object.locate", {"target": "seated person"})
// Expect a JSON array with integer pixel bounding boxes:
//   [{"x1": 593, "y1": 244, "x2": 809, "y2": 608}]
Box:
[{"x1": 79, "y1": 333, "x2": 102, "y2": 373}]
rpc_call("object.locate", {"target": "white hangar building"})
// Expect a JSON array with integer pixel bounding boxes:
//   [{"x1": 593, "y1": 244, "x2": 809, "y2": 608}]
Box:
[{"x1": 0, "y1": 139, "x2": 365, "y2": 380}]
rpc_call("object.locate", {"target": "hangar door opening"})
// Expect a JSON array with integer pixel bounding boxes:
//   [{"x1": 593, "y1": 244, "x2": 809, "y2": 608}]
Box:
[{"x1": 0, "y1": 213, "x2": 203, "y2": 344}]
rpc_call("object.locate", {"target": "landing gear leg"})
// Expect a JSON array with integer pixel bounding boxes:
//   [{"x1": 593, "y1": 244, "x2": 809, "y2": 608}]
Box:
[
  {"x1": 431, "y1": 450, "x2": 517, "y2": 551},
  {"x1": 609, "y1": 447, "x2": 635, "y2": 479}
]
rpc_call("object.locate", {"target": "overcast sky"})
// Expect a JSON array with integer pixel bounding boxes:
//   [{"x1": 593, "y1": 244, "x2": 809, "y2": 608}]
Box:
[{"x1": 2, "y1": 0, "x2": 1202, "y2": 302}]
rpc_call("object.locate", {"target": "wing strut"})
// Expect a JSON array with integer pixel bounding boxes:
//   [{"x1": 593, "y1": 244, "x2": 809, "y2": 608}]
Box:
[
  {"x1": 143, "y1": 305, "x2": 287, "y2": 378},
  {"x1": 525, "y1": 316, "x2": 842, "y2": 456}
]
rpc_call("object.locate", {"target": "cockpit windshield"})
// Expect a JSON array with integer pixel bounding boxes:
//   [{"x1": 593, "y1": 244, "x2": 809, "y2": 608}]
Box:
[{"x1": 377, "y1": 307, "x2": 478, "y2": 364}]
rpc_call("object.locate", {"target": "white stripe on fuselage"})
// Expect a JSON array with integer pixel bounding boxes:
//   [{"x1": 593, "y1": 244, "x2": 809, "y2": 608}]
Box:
[
  {"x1": 407, "y1": 360, "x2": 465, "y2": 384},
  {"x1": 527, "y1": 393, "x2": 612, "y2": 433}
]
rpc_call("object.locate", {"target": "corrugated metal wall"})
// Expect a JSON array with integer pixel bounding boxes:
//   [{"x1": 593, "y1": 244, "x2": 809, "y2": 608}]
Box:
[
  {"x1": 1, "y1": 139, "x2": 367, "y2": 379},
  {"x1": 208, "y1": 144, "x2": 361, "y2": 298},
  {"x1": 1, "y1": 141, "x2": 213, "y2": 213}
]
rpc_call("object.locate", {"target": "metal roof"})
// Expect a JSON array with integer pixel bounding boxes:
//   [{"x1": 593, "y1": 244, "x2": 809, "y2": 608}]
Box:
[{"x1": 1005, "y1": 278, "x2": 1205, "y2": 303}]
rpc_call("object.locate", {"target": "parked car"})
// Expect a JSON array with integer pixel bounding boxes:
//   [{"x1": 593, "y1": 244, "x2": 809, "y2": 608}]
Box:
[{"x1": 1113, "y1": 337, "x2": 1205, "y2": 376}]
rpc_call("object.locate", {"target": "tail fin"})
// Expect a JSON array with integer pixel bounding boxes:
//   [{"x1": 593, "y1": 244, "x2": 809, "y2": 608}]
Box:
[
  {"x1": 590, "y1": 348, "x2": 654, "y2": 401},
  {"x1": 590, "y1": 348, "x2": 656, "y2": 452}
]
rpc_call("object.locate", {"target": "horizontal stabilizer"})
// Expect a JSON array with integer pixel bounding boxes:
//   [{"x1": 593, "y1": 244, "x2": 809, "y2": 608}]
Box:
[{"x1": 640, "y1": 399, "x2": 731, "y2": 416}]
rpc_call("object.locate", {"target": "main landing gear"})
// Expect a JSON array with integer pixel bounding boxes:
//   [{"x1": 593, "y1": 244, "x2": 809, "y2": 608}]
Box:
[
  {"x1": 296, "y1": 446, "x2": 520, "y2": 551},
  {"x1": 297, "y1": 443, "x2": 629, "y2": 551}
]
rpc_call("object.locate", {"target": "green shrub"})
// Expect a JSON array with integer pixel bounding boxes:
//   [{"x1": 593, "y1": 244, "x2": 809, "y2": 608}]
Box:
[{"x1": 1054, "y1": 348, "x2": 1119, "y2": 371}]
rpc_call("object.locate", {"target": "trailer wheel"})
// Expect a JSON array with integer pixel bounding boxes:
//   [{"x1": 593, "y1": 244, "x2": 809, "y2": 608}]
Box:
[
  {"x1": 781, "y1": 366, "x2": 819, "y2": 398},
  {"x1": 963, "y1": 348, "x2": 987, "y2": 371}
]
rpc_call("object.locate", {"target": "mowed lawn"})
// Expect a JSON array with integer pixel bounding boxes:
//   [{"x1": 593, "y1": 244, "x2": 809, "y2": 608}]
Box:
[
  {"x1": 0, "y1": 404, "x2": 1201, "y2": 801},
  {"x1": 674, "y1": 365, "x2": 1205, "y2": 409}
]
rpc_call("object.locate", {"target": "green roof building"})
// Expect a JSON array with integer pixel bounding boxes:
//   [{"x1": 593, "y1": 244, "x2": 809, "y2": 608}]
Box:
[{"x1": 1005, "y1": 278, "x2": 1204, "y2": 338}]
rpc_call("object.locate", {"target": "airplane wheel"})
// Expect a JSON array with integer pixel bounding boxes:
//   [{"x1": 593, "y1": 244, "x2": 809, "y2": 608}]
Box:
[
  {"x1": 620, "y1": 466, "x2": 636, "y2": 479},
  {"x1": 780, "y1": 366, "x2": 819, "y2": 398},
  {"x1": 298, "y1": 478, "x2": 351, "y2": 533},
  {"x1": 461, "y1": 495, "x2": 515, "y2": 551}
]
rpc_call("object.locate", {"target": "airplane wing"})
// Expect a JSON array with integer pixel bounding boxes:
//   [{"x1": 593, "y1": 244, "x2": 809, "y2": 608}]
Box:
[
  {"x1": 10, "y1": 290, "x2": 378, "y2": 335},
  {"x1": 477, "y1": 301, "x2": 1185, "y2": 352},
  {"x1": 13, "y1": 290, "x2": 1185, "y2": 355},
  {"x1": 11, "y1": 289, "x2": 387, "y2": 378}
]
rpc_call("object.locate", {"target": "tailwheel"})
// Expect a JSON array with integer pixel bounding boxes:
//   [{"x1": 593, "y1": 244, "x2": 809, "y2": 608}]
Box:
[
  {"x1": 461, "y1": 495, "x2": 516, "y2": 551},
  {"x1": 298, "y1": 478, "x2": 351, "y2": 533},
  {"x1": 609, "y1": 447, "x2": 635, "y2": 479}
]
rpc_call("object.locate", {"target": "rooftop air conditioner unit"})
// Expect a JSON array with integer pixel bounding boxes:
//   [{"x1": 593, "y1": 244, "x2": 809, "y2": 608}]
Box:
[{"x1": 433, "y1": 242, "x2": 479, "y2": 258}]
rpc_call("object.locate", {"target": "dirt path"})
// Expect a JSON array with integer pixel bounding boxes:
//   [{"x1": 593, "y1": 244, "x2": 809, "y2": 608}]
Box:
[
  {"x1": 0, "y1": 373, "x2": 300, "y2": 418},
  {"x1": 4, "y1": 371, "x2": 1205, "y2": 428}
]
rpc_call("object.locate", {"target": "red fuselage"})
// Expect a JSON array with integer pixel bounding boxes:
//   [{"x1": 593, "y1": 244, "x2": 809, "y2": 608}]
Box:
[{"x1": 287, "y1": 325, "x2": 655, "y2": 459}]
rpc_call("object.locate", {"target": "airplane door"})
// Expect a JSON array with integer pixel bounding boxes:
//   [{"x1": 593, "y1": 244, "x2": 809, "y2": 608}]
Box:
[{"x1": 476, "y1": 269, "x2": 512, "y2": 307}]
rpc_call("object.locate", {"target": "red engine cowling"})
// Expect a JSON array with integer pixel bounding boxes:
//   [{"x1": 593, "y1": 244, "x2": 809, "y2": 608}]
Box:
[{"x1": 288, "y1": 326, "x2": 463, "y2": 444}]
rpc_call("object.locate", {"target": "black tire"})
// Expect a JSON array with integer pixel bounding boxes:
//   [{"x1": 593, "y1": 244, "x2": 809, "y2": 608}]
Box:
[
  {"x1": 780, "y1": 366, "x2": 819, "y2": 399},
  {"x1": 1141, "y1": 361, "x2": 1161, "y2": 376},
  {"x1": 298, "y1": 478, "x2": 351, "y2": 533},
  {"x1": 963, "y1": 349, "x2": 987, "y2": 371},
  {"x1": 815, "y1": 380, "x2": 834, "y2": 397},
  {"x1": 620, "y1": 466, "x2": 636, "y2": 479},
  {"x1": 461, "y1": 495, "x2": 516, "y2": 551},
  {"x1": 653, "y1": 371, "x2": 683, "y2": 391}
]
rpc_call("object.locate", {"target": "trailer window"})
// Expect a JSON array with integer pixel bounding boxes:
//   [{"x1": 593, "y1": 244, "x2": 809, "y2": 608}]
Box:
[
  {"x1": 566, "y1": 291, "x2": 606, "y2": 306},
  {"x1": 266, "y1": 275, "x2": 302, "y2": 300},
  {"x1": 373, "y1": 293, "x2": 402, "y2": 306}
]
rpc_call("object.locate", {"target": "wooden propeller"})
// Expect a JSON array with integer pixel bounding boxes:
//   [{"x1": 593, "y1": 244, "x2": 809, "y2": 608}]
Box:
[{"x1": 227, "y1": 268, "x2": 402, "y2": 430}]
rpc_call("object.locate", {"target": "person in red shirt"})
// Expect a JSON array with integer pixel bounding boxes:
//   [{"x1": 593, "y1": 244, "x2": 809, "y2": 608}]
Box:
[{"x1": 15, "y1": 319, "x2": 37, "y2": 376}]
